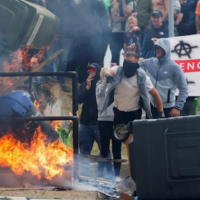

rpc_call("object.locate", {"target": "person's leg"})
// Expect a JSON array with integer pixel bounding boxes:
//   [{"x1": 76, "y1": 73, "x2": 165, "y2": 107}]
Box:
[
  {"x1": 124, "y1": 133, "x2": 133, "y2": 177},
  {"x1": 151, "y1": 104, "x2": 160, "y2": 119},
  {"x1": 89, "y1": 34, "x2": 102, "y2": 65},
  {"x1": 79, "y1": 124, "x2": 93, "y2": 176},
  {"x1": 91, "y1": 125, "x2": 101, "y2": 151},
  {"x1": 112, "y1": 107, "x2": 142, "y2": 178},
  {"x1": 79, "y1": 124, "x2": 93, "y2": 155},
  {"x1": 76, "y1": 37, "x2": 90, "y2": 84},
  {"x1": 112, "y1": 136, "x2": 122, "y2": 177},
  {"x1": 139, "y1": 27, "x2": 146, "y2": 46},
  {"x1": 104, "y1": 121, "x2": 114, "y2": 180},
  {"x1": 98, "y1": 121, "x2": 112, "y2": 178},
  {"x1": 110, "y1": 32, "x2": 124, "y2": 65},
  {"x1": 122, "y1": 108, "x2": 141, "y2": 177},
  {"x1": 57, "y1": 38, "x2": 74, "y2": 91},
  {"x1": 105, "y1": 149, "x2": 114, "y2": 180},
  {"x1": 112, "y1": 107, "x2": 125, "y2": 177}
]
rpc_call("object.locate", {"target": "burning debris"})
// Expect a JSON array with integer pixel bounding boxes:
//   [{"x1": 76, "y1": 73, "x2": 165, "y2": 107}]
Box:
[
  {"x1": 0, "y1": 127, "x2": 73, "y2": 180},
  {"x1": 0, "y1": 91, "x2": 73, "y2": 183}
]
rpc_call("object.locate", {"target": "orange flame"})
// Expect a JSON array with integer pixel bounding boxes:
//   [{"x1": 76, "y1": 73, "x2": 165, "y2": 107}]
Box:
[
  {"x1": 0, "y1": 127, "x2": 73, "y2": 180},
  {"x1": 0, "y1": 46, "x2": 48, "y2": 93},
  {"x1": 33, "y1": 100, "x2": 40, "y2": 110},
  {"x1": 51, "y1": 121, "x2": 62, "y2": 132}
]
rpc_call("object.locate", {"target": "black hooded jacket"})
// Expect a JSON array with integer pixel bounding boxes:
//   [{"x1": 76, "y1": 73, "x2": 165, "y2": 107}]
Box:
[
  {"x1": 142, "y1": 23, "x2": 169, "y2": 59},
  {"x1": 78, "y1": 64, "x2": 100, "y2": 125}
]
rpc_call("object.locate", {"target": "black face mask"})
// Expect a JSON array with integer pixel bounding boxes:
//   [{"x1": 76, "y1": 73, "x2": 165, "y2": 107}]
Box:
[{"x1": 123, "y1": 60, "x2": 139, "y2": 78}]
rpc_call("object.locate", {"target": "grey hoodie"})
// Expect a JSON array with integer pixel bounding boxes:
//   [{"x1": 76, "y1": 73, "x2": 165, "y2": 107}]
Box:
[
  {"x1": 139, "y1": 38, "x2": 188, "y2": 110},
  {"x1": 96, "y1": 79, "x2": 114, "y2": 121}
]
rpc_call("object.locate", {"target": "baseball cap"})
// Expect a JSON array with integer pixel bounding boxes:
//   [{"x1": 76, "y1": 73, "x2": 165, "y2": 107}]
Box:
[
  {"x1": 87, "y1": 63, "x2": 100, "y2": 70},
  {"x1": 151, "y1": 10, "x2": 163, "y2": 17}
]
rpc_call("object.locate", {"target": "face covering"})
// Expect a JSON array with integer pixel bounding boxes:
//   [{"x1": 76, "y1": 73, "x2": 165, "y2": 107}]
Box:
[{"x1": 123, "y1": 60, "x2": 139, "y2": 78}]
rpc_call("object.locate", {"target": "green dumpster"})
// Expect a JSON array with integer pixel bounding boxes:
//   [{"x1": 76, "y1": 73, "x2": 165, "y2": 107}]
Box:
[{"x1": 0, "y1": 0, "x2": 59, "y2": 51}]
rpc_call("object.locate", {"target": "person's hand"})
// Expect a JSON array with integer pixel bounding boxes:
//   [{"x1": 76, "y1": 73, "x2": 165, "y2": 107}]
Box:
[
  {"x1": 133, "y1": 26, "x2": 140, "y2": 31},
  {"x1": 175, "y1": 20, "x2": 180, "y2": 25},
  {"x1": 152, "y1": 38, "x2": 159, "y2": 44},
  {"x1": 124, "y1": 133, "x2": 133, "y2": 146},
  {"x1": 169, "y1": 108, "x2": 180, "y2": 117},
  {"x1": 127, "y1": 43, "x2": 136, "y2": 52},
  {"x1": 111, "y1": 63, "x2": 117, "y2": 67},
  {"x1": 106, "y1": 74, "x2": 114, "y2": 83},
  {"x1": 86, "y1": 75, "x2": 94, "y2": 90}
]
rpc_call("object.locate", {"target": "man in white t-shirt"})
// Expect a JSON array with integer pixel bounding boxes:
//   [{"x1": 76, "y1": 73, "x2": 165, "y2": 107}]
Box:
[
  {"x1": 101, "y1": 52, "x2": 164, "y2": 177},
  {"x1": 102, "y1": 52, "x2": 164, "y2": 126}
]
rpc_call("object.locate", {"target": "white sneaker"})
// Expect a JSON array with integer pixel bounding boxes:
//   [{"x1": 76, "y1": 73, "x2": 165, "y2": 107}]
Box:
[{"x1": 114, "y1": 176, "x2": 122, "y2": 183}]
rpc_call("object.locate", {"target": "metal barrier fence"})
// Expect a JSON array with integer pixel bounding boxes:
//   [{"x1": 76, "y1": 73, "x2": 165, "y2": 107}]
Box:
[{"x1": 0, "y1": 71, "x2": 79, "y2": 179}]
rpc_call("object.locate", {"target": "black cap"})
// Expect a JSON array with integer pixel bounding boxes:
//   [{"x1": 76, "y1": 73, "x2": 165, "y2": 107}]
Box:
[
  {"x1": 151, "y1": 10, "x2": 163, "y2": 17},
  {"x1": 87, "y1": 63, "x2": 100, "y2": 70}
]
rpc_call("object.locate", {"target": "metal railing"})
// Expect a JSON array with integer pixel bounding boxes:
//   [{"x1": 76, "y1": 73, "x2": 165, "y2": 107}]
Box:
[{"x1": 0, "y1": 71, "x2": 79, "y2": 179}]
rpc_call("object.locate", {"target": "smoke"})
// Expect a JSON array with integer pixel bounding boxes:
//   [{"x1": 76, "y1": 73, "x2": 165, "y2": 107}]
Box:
[
  {"x1": 0, "y1": 166, "x2": 73, "y2": 189},
  {"x1": 0, "y1": 167, "x2": 41, "y2": 188},
  {"x1": 0, "y1": 156, "x2": 115, "y2": 191}
]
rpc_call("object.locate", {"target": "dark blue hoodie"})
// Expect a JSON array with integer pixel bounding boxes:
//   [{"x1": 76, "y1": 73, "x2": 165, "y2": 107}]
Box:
[{"x1": 142, "y1": 23, "x2": 169, "y2": 59}]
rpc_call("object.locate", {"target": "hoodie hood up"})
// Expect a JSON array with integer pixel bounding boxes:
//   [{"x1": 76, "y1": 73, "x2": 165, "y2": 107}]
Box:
[
  {"x1": 88, "y1": 63, "x2": 101, "y2": 82},
  {"x1": 154, "y1": 38, "x2": 171, "y2": 62}
]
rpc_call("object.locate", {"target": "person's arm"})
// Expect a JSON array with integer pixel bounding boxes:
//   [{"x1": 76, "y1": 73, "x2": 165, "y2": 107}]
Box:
[
  {"x1": 195, "y1": 1, "x2": 200, "y2": 33},
  {"x1": 102, "y1": 67, "x2": 115, "y2": 78},
  {"x1": 170, "y1": 66, "x2": 188, "y2": 117},
  {"x1": 175, "y1": 13, "x2": 183, "y2": 25},
  {"x1": 120, "y1": 0, "x2": 132, "y2": 17},
  {"x1": 138, "y1": 58, "x2": 149, "y2": 71},
  {"x1": 124, "y1": 32, "x2": 127, "y2": 56},
  {"x1": 124, "y1": 43, "x2": 127, "y2": 56},
  {"x1": 163, "y1": 0, "x2": 169, "y2": 21},
  {"x1": 149, "y1": 87, "x2": 164, "y2": 113},
  {"x1": 78, "y1": 74, "x2": 94, "y2": 104},
  {"x1": 141, "y1": 30, "x2": 149, "y2": 58},
  {"x1": 111, "y1": 8, "x2": 126, "y2": 22},
  {"x1": 96, "y1": 79, "x2": 108, "y2": 98},
  {"x1": 98, "y1": 1, "x2": 110, "y2": 32},
  {"x1": 78, "y1": 82, "x2": 89, "y2": 104},
  {"x1": 196, "y1": 14, "x2": 200, "y2": 33}
]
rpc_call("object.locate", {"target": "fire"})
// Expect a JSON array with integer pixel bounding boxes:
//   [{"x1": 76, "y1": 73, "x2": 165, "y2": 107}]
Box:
[
  {"x1": 51, "y1": 121, "x2": 62, "y2": 132},
  {"x1": 0, "y1": 127, "x2": 73, "y2": 180},
  {"x1": 33, "y1": 100, "x2": 40, "y2": 110},
  {"x1": 3, "y1": 46, "x2": 46, "y2": 73},
  {"x1": 0, "y1": 46, "x2": 48, "y2": 93}
]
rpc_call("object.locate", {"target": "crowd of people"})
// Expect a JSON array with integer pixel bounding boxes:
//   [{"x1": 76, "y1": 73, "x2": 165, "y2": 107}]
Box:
[
  {"x1": 25, "y1": 0, "x2": 199, "y2": 82},
  {"x1": 25, "y1": 0, "x2": 200, "y2": 181}
]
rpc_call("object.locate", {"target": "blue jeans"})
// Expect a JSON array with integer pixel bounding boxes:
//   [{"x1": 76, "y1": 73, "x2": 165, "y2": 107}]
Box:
[
  {"x1": 79, "y1": 124, "x2": 113, "y2": 177},
  {"x1": 79, "y1": 124, "x2": 100, "y2": 155}
]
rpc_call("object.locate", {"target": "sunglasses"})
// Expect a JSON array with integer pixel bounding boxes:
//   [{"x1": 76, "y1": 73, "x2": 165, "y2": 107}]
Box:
[{"x1": 88, "y1": 68, "x2": 97, "y2": 73}]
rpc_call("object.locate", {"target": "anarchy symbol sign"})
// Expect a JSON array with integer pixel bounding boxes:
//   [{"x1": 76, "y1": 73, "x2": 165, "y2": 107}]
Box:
[{"x1": 171, "y1": 40, "x2": 198, "y2": 59}]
